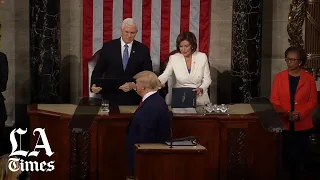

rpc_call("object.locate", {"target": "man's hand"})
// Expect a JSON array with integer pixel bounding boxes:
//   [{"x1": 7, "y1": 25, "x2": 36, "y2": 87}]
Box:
[
  {"x1": 91, "y1": 84, "x2": 102, "y2": 93},
  {"x1": 119, "y1": 82, "x2": 136, "y2": 92},
  {"x1": 193, "y1": 88, "x2": 203, "y2": 96}
]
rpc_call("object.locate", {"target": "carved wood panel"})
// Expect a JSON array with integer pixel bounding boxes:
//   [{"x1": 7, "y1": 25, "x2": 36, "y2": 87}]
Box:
[{"x1": 220, "y1": 122, "x2": 249, "y2": 180}]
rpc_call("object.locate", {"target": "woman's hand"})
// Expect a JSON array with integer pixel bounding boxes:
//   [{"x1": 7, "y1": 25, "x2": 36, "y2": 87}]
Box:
[
  {"x1": 193, "y1": 88, "x2": 203, "y2": 96},
  {"x1": 288, "y1": 111, "x2": 300, "y2": 121},
  {"x1": 292, "y1": 111, "x2": 300, "y2": 121}
]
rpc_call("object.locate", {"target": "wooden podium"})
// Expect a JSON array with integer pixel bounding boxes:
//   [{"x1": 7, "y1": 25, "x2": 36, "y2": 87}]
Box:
[{"x1": 134, "y1": 143, "x2": 207, "y2": 180}]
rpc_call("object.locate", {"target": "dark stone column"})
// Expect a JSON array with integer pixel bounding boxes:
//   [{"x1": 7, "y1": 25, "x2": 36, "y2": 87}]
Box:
[
  {"x1": 230, "y1": 0, "x2": 263, "y2": 103},
  {"x1": 30, "y1": 0, "x2": 61, "y2": 103}
]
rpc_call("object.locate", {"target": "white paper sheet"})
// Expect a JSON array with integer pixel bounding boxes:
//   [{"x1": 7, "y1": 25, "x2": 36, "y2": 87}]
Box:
[{"x1": 172, "y1": 108, "x2": 197, "y2": 114}]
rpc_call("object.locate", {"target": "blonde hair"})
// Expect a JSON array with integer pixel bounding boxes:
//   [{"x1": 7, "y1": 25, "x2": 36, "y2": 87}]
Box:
[
  {"x1": 0, "y1": 154, "x2": 20, "y2": 180},
  {"x1": 134, "y1": 71, "x2": 161, "y2": 91}
]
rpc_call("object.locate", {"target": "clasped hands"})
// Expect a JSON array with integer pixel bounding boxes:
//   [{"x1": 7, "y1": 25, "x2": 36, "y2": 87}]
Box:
[
  {"x1": 288, "y1": 111, "x2": 300, "y2": 122},
  {"x1": 91, "y1": 82, "x2": 136, "y2": 93}
]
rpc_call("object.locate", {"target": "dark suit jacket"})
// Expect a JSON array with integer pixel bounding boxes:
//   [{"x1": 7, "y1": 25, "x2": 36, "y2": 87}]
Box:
[
  {"x1": 126, "y1": 92, "x2": 171, "y2": 175},
  {"x1": 90, "y1": 38, "x2": 153, "y2": 105},
  {"x1": 0, "y1": 52, "x2": 8, "y2": 122}
]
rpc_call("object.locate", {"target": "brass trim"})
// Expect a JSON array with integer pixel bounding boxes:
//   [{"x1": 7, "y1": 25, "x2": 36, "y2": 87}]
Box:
[
  {"x1": 287, "y1": 0, "x2": 307, "y2": 48},
  {"x1": 306, "y1": 12, "x2": 320, "y2": 33},
  {"x1": 307, "y1": 54, "x2": 320, "y2": 59},
  {"x1": 307, "y1": 0, "x2": 320, "y2": 3}
]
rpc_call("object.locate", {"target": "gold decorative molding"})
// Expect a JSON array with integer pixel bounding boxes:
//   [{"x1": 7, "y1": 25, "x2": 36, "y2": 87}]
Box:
[
  {"x1": 305, "y1": 0, "x2": 320, "y2": 78},
  {"x1": 308, "y1": 0, "x2": 320, "y2": 3},
  {"x1": 287, "y1": 0, "x2": 307, "y2": 48}
]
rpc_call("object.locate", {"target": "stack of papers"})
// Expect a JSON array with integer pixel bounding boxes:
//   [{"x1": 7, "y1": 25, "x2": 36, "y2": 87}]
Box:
[{"x1": 172, "y1": 108, "x2": 197, "y2": 114}]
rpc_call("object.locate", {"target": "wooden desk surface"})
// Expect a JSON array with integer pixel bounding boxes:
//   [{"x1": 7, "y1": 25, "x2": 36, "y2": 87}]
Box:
[
  {"x1": 29, "y1": 103, "x2": 255, "y2": 118},
  {"x1": 135, "y1": 143, "x2": 207, "y2": 153}
]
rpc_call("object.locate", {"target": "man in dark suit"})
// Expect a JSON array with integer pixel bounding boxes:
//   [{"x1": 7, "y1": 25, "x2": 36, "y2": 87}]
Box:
[
  {"x1": 126, "y1": 71, "x2": 171, "y2": 178},
  {"x1": 0, "y1": 52, "x2": 8, "y2": 155},
  {"x1": 91, "y1": 18, "x2": 153, "y2": 105}
]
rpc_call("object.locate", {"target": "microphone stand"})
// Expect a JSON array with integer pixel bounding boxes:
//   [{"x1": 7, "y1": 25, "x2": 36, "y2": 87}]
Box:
[{"x1": 170, "y1": 111, "x2": 173, "y2": 148}]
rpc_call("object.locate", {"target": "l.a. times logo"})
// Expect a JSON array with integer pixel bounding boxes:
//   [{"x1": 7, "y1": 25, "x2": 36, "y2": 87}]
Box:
[{"x1": 8, "y1": 128, "x2": 55, "y2": 172}]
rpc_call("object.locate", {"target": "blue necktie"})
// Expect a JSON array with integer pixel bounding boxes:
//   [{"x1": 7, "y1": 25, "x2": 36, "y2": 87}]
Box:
[{"x1": 123, "y1": 44, "x2": 129, "y2": 70}]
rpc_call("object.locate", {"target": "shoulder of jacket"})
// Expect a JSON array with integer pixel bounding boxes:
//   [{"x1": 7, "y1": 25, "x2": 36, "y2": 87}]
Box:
[
  {"x1": 0, "y1": 51, "x2": 6, "y2": 58},
  {"x1": 134, "y1": 40, "x2": 149, "y2": 50},
  {"x1": 302, "y1": 70, "x2": 315, "y2": 80},
  {"x1": 276, "y1": 70, "x2": 287, "y2": 77}
]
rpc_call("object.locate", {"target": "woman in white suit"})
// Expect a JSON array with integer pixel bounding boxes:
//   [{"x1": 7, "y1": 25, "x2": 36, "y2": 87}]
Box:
[{"x1": 158, "y1": 31, "x2": 212, "y2": 105}]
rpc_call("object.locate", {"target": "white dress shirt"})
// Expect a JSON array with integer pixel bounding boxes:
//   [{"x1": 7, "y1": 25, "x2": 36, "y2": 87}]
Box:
[
  {"x1": 120, "y1": 38, "x2": 133, "y2": 59},
  {"x1": 142, "y1": 91, "x2": 157, "y2": 102}
]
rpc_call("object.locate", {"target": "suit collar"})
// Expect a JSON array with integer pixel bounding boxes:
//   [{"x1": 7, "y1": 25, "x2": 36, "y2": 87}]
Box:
[
  {"x1": 142, "y1": 91, "x2": 157, "y2": 102},
  {"x1": 178, "y1": 52, "x2": 200, "y2": 82},
  {"x1": 120, "y1": 38, "x2": 133, "y2": 49},
  {"x1": 280, "y1": 69, "x2": 307, "y2": 91},
  {"x1": 189, "y1": 52, "x2": 200, "y2": 78},
  {"x1": 136, "y1": 92, "x2": 159, "y2": 111}
]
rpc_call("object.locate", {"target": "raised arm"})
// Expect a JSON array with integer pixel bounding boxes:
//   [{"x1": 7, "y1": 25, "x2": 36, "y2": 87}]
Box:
[
  {"x1": 158, "y1": 56, "x2": 174, "y2": 84},
  {"x1": 90, "y1": 46, "x2": 107, "y2": 89},
  {"x1": 199, "y1": 56, "x2": 212, "y2": 90}
]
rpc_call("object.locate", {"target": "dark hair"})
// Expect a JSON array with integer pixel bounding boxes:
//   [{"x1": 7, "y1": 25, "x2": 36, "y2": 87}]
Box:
[
  {"x1": 285, "y1": 46, "x2": 307, "y2": 66},
  {"x1": 176, "y1": 31, "x2": 197, "y2": 54}
]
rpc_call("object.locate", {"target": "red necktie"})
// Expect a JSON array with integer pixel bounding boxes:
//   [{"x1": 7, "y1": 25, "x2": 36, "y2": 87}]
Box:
[{"x1": 140, "y1": 100, "x2": 143, "y2": 105}]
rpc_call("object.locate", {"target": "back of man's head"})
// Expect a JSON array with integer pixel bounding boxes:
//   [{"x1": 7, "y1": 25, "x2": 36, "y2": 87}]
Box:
[{"x1": 134, "y1": 71, "x2": 160, "y2": 91}]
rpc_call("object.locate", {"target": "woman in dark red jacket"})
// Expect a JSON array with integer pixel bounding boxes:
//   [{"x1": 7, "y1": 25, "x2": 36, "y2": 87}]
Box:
[{"x1": 270, "y1": 47, "x2": 317, "y2": 179}]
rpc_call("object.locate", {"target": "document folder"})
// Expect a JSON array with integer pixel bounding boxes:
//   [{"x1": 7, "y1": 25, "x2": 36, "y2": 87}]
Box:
[
  {"x1": 95, "y1": 77, "x2": 121, "y2": 91},
  {"x1": 165, "y1": 136, "x2": 197, "y2": 146},
  {"x1": 249, "y1": 97, "x2": 284, "y2": 133},
  {"x1": 68, "y1": 97, "x2": 102, "y2": 132},
  {"x1": 171, "y1": 88, "x2": 196, "y2": 108}
]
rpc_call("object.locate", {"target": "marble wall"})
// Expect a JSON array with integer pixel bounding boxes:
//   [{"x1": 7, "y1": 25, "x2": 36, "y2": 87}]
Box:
[
  {"x1": 230, "y1": 0, "x2": 263, "y2": 103},
  {"x1": 30, "y1": 0, "x2": 61, "y2": 103},
  {"x1": 260, "y1": 0, "x2": 292, "y2": 97},
  {"x1": 209, "y1": 0, "x2": 233, "y2": 104},
  {"x1": 60, "y1": 0, "x2": 82, "y2": 104},
  {"x1": 0, "y1": 0, "x2": 29, "y2": 125}
]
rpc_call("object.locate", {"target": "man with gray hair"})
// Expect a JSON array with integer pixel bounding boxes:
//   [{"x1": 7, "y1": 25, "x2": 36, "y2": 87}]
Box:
[
  {"x1": 91, "y1": 18, "x2": 153, "y2": 105},
  {"x1": 125, "y1": 71, "x2": 171, "y2": 178}
]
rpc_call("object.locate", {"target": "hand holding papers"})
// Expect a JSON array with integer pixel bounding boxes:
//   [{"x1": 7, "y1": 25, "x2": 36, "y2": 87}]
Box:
[
  {"x1": 171, "y1": 88, "x2": 196, "y2": 108},
  {"x1": 192, "y1": 88, "x2": 203, "y2": 96}
]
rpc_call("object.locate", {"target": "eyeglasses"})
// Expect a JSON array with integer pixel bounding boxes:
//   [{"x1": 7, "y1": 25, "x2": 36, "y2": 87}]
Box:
[{"x1": 285, "y1": 57, "x2": 300, "y2": 63}]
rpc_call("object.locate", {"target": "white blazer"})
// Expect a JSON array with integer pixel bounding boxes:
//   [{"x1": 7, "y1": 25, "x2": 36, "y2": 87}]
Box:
[{"x1": 158, "y1": 52, "x2": 212, "y2": 105}]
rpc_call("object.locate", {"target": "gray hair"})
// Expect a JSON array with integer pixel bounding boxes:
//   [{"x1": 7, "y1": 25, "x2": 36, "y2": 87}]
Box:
[{"x1": 122, "y1": 18, "x2": 137, "y2": 28}]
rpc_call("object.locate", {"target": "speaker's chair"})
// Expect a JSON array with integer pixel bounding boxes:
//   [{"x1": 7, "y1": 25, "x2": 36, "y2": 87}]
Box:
[{"x1": 88, "y1": 50, "x2": 101, "y2": 98}]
